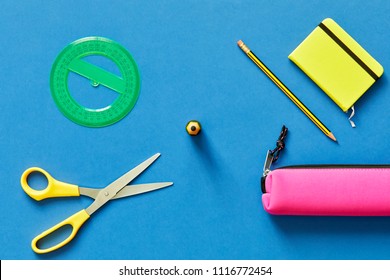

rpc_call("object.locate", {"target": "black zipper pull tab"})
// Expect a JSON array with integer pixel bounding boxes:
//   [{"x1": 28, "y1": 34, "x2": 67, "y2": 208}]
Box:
[
  {"x1": 270, "y1": 125, "x2": 288, "y2": 163},
  {"x1": 261, "y1": 125, "x2": 288, "y2": 193}
]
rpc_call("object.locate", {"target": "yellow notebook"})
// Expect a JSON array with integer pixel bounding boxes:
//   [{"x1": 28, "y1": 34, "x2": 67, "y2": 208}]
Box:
[{"x1": 288, "y1": 18, "x2": 383, "y2": 121}]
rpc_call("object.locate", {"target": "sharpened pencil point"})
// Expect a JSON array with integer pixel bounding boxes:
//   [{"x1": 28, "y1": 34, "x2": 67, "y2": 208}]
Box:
[{"x1": 328, "y1": 133, "x2": 337, "y2": 142}]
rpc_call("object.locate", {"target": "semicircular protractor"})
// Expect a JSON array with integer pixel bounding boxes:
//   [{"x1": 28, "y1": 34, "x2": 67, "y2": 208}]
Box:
[{"x1": 50, "y1": 37, "x2": 141, "y2": 127}]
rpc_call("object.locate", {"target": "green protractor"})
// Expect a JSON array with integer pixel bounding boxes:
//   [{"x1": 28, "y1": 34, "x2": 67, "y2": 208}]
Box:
[{"x1": 50, "y1": 37, "x2": 141, "y2": 127}]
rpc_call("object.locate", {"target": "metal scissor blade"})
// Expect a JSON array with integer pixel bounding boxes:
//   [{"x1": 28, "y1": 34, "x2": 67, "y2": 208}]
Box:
[
  {"x1": 113, "y1": 182, "x2": 173, "y2": 199},
  {"x1": 79, "y1": 182, "x2": 173, "y2": 199},
  {"x1": 85, "y1": 153, "x2": 161, "y2": 215}
]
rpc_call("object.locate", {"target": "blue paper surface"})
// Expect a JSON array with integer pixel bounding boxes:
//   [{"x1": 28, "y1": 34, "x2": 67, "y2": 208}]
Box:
[{"x1": 0, "y1": 0, "x2": 389, "y2": 260}]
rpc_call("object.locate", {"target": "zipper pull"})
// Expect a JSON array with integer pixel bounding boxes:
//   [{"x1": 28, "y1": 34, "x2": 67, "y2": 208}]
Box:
[
  {"x1": 263, "y1": 150, "x2": 274, "y2": 177},
  {"x1": 261, "y1": 150, "x2": 274, "y2": 193},
  {"x1": 269, "y1": 125, "x2": 288, "y2": 163},
  {"x1": 261, "y1": 125, "x2": 288, "y2": 193}
]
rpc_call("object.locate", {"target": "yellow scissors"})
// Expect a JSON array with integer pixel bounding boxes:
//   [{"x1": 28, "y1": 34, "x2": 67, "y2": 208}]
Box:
[{"x1": 21, "y1": 153, "x2": 172, "y2": 254}]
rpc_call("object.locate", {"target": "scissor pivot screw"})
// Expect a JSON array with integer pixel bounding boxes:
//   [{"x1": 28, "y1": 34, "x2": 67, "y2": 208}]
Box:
[{"x1": 104, "y1": 191, "x2": 109, "y2": 196}]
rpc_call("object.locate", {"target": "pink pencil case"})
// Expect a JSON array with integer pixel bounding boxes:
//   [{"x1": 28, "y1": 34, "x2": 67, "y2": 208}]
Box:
[{"x1": 262, "y1": 165, "x2": 390, "y2": 216}]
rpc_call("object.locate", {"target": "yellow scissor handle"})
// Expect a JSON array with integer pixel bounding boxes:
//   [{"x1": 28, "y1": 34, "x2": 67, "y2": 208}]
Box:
[
  {"x1": 21, "y1": 167, "x2": 80, "y2": 201},
  {"x1": 32, "y1": 209, "x2": 90, "y2": 254}
]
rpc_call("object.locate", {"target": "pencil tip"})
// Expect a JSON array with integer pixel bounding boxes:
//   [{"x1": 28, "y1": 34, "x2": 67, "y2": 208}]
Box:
[{"x1": 328, "y1": 132, "x2": 337, "y2": 142}]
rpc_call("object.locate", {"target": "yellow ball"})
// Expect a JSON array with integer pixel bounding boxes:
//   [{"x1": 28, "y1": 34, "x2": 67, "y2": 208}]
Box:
[{"x1": 186, "y1": 120, "x2": 201, "y2": 136}]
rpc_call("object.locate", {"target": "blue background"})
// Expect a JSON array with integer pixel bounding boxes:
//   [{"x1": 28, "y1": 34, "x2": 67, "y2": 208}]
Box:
[{"x1": 1, "y1": 0, "x2": 389, "y2": 260}]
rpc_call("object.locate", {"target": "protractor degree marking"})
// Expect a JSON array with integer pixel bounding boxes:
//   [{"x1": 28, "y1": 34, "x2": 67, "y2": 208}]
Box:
[{"x1": 68, "y1": 58, "x2": 125, "y2": 94}]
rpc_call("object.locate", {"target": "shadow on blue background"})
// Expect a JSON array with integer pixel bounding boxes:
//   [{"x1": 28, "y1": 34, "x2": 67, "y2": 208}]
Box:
[{"x1": 192, "y1": 132, "x2": 221, "y2": 174}]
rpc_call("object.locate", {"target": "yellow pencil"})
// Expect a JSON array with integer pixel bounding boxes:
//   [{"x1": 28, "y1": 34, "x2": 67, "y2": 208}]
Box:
[{"x1": 237, "y1": 40, "x2": 336, "y2": 142}]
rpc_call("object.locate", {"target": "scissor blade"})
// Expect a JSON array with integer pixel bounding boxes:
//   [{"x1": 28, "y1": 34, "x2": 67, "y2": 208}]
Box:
[
  {"x1": 114, "y1": 182, "x2": 173, "y2": 199},
  {"x1": 79, "y1": 182, "x2": 173, "y2": 199},
  {"x1": 85, "y1": 153, "x2": 161, "y2": 215}
]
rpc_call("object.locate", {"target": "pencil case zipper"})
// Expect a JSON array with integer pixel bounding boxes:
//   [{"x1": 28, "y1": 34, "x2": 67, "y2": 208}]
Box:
[{"x1": 261, "y1": 155, "x2": 390, "y2": 194}]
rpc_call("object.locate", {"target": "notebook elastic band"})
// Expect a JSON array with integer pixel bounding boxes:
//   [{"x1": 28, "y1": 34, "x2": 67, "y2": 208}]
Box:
[{"x1": 318, "y1": 22, "x2": 379, "y2": 80}]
